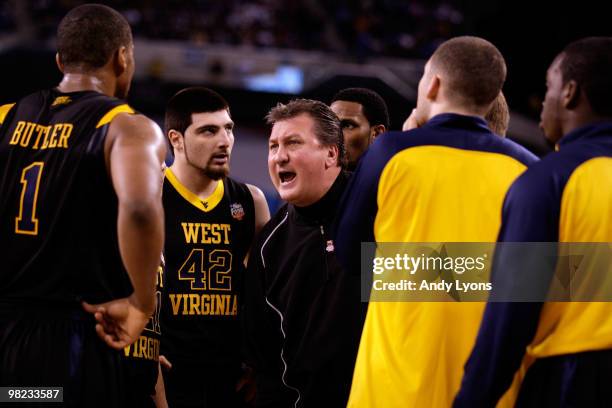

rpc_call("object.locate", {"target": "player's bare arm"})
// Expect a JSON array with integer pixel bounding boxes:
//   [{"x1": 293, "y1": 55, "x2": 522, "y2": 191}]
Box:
[
  {"x1": 83, "y1": 112, "x2": 166, "y2": 349},
  {"x1": 247, "y1": 184, "x2": 271, "y2": 236}
]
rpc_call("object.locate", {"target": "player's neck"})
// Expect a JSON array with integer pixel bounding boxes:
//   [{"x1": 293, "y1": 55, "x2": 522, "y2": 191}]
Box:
[
  {"x1": 429, "y1": 101, "x2": 488, "y2": 120},
  {"x1": 170, "y1": 163, "x2": 219, "y2": 199},
  {"x1": 56, "y1": 73, "x2": 114, "y2": 96},
  {"x1": 563, "y1": 109, "x2": 612, "y2": 137}
]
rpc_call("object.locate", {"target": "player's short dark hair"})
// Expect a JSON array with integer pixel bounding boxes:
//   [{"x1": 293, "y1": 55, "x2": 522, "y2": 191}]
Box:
[
  {"x1": 165, "y1": 87, "x2": 230, "y2": 135},
  {"x1": 430, "y1": 36, "x2": 506, "y2": 108},
  {"x1": 559, "y1": 37, "x2": 612, "y2": 117},
  {"x1": 57, "y1": 4, "x2": 132, "y2": 71},
  {"x1": 266, "y1": 99, "x2": 346, "y2": 167},
  {"x1": 331, "y1": 88, "x2": 390, "y2": 129}
]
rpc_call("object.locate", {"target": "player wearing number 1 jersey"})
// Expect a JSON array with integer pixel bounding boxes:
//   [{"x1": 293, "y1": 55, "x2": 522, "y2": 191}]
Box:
[
  {"x1": 0, "y1": 4, "x2": 165, "y2": 407},
  {"x1": 160, "y1": 87, "x2": 269, "y2": 407}
]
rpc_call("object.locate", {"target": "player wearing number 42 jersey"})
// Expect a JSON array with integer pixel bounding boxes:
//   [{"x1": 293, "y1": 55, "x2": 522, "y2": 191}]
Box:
[
  {"x1": 0, "y1": 4, "x2": 165, "y2": 407},
  {"x1": 160, "y1": 87, "x2": 270, "y2": 408}
]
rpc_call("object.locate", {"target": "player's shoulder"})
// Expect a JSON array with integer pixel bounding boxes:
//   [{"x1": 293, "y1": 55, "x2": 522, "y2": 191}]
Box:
[
  {"x1": 523, "y1": 147, "x2": 586, "y2": 184},
  {"x1": 491, "y1": 136, "x2": 539, "y2": 167},
  {"x1": 363, "y1": 127, "x2": 449, "y2": 166},
  {"x1": 224, "y1": 177, "x2": 254, "y2": 198},
  {"x1": 506, "y1": 150, "x2": 574, "y2": 207},
  {"x1": 0, "y1": 102, "x2": 15, "y2": 125},
  {"x1": 109, "y1": 111, "x2": 158, "y2": 129},
  {"x1": 245, "y1": 183, "x2": 266, "y2": 203},
  {"x1": 0, "y1": 89, "x2": 50, "y2": 121},
  {"x1": 107, "y1": 112, "x2": 164, "y2": 143}
]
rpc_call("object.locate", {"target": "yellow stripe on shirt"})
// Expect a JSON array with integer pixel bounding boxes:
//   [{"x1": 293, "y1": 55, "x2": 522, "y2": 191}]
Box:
[
  {"x1": 96, "y1": 104, "x2": 135, "y2": 128},
  {"x1": 0, "y1": 103, "x2": 16, "y2": 125}
]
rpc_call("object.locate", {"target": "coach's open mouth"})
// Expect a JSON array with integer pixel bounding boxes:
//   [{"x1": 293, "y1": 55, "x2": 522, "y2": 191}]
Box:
[{"x1": 279, "y1": 171, "x2": 296, "y2": 184}]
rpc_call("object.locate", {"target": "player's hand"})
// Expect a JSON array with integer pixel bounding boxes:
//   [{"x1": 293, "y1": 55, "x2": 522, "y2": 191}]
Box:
[
  {"x1": 159, "y1": 355, "x2": 172, "y2": 370},
  {"x1": 236, "y1": 364, "x2": 256, "y2": 404},
  {"x1": 402, "y1": 109, "x2": 420, "y2": 131},
  {"x1": 82, "y1": 294, "x2": 152, "y2": 350}
]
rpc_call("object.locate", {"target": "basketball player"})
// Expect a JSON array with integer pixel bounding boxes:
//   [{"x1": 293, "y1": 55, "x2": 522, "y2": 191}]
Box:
[
  {"x1": 0, "y1": 4, "x2": 165, "y2": 407},
  {"x1": 335, "y1": 37, "x2": 538, "y2": 408},
  {"x1": 160, "y1": 87, "x2": 269, "y2": 407},
  {"x1": 455, "y1": 36, "x2": 612, "y2": 408},
  {"x1": 330, "y1": 87, "x2": 390, "y2": 170}
]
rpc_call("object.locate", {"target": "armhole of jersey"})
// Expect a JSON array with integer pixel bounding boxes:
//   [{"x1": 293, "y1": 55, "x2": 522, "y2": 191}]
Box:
[
  {"x1": 96, "y1": 104, "x2": 135, "y2": 128},
  {"x1": 227, "y1": 179, "x2": 257, "y2": 249},
  {"x1": 0, "y1": 103, "x2": 16, "y2": 125},
  {"x1": 249, "y1": 186, "x2": 257, "y2": 237},
  {"x1": 230, "y1": 179, "x2": 257, "y2": 219},
  {"x1": 244, "y1": 182, "x2": 257, "y2": 216}
]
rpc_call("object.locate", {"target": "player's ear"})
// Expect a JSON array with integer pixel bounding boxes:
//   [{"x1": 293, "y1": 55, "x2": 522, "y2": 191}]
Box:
[
  {"x1": 370, "y1": 124, "x2": 386, "y2": 140},
  {"x1": 168, "y1": 129, "x2": 184, "y2": 153},
  {"x1": 562, "y1": 79, "x2": 579, "y2": 110},
  {"x1": 55, "y1": 53, "x2": 65, "y2": 73},
  {"x1": 114, "y1": 45, "x2": 129, "y2": 76},
  {"x1": 426, "y1": 75, "x2": 441, "y2": 101}
]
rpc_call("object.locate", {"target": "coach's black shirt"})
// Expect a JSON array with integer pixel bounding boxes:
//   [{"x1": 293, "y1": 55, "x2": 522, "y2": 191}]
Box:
[{"x1": 243, "y1": 171, "x2": 366, "y2": 408}]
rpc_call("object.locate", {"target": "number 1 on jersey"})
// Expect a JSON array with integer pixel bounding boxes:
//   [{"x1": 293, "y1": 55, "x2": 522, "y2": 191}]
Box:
[{"x1": 15, "y1": 162, "x2": 44, "y2": 235}]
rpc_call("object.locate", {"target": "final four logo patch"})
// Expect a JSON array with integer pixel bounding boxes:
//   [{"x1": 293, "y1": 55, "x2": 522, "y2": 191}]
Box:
[{"x1": 230, "y1": 203, "x2": 245, "y2": 220}]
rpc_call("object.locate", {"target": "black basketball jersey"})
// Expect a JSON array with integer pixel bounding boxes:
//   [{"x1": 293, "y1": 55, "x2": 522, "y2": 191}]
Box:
[
  {"x1": 0, "y1": 89, "x2": 135, "y2": 306},
  {"x1": 160, "y1": 168, "x2": 255, "y2": 366}
]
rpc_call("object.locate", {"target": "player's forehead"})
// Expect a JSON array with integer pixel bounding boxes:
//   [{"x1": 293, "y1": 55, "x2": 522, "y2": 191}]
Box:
[
  {"x1": 330, "y1": 100, "x2": 365, "y2": 120},
  {"x1": 189, "y1": 109, "x2": 232, "y2": 128}
]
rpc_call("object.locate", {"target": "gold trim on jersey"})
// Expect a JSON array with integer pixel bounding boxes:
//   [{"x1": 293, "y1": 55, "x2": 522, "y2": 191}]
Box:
[
  {"x1": 165, "y1": 167, "x2": 225, "y2": 212},
  {"x1": 0, "y1": 103, "x2": 15, "y2": 124},
  {"x1": 51, "y1": 96, "x2": 71, "y2": 107},
  {"x1": 95, "y1": 104, "x2": 135, "y2": 128}
]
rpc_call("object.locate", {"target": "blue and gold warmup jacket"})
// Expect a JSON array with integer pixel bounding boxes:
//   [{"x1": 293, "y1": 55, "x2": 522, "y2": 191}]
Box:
[
  {"x1": 334, "y1": 113, "x2": 538, "y2": 408},
  {"x1": 455, "y1": 122, "x2": 612, "y2": 407}
]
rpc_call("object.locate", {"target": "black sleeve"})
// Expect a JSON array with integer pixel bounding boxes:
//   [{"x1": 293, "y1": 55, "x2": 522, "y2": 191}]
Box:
[{"x1": 242, "y1": 238, "x2": 269, "y2": 368}]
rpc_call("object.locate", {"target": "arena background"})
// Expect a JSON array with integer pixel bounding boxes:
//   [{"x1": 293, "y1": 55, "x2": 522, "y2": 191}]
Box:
[{"x1": 1, "y1": 0, "x2": 609, "y2": 212}]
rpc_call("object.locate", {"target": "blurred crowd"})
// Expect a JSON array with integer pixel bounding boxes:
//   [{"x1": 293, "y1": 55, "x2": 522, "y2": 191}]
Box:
[{"x1": 2, "y1": 0, "x2": 464, "y2": 59}]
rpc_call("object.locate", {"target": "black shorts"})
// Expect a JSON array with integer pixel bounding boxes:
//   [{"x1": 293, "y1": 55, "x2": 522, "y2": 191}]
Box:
[
  {"x1": 122, "y1": 355, "x2": 157, "y2": 408},
  {"x1": 163, "y1": 358, "x2": 244, "y2": 408},
  {"x1": 0, "y1": 306, "x2": 125, "y2": 407}
]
